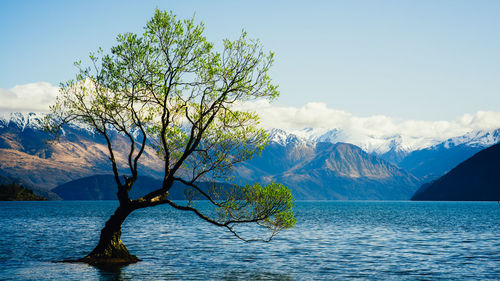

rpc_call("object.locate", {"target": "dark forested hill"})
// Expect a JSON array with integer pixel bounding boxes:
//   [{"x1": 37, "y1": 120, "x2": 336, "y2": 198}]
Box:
[
  {"x1": 0, "y1": 174, "x2": 60, "y2": 200},
  {"x1": 53, "y1": 174, "x2": 235, "y2": 201},
  {"x1": 411, "y1": 143, "x2": 500, "y2": 201},
  {"x1": 0, "y1": 183, "x2": 48, "y2": 201}
]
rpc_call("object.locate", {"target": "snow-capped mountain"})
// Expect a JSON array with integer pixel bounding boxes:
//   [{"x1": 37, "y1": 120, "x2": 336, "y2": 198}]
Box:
[
  {"x1": 2, "y1": 112, "x2": 499, "y2": 199},
  {"x1": 4, "y1": 112, "x2": 498, "y2": 156},
  {"x1": 441, "y1": 129, "x2": 500, "y2": 148},
  {"x1": 268, "y1": 129, "x2": 300, "y2": 146},
  {"x1": 1, "y1": 113, "x2": 422, "y2": 200},
  {"x1": 269, "y1": 127, "x2": 441, "y2": 155},
  {"x1": 396, "y1": 128, "x2": 500, "y2": 181},
  {"x1": 0, "y1": 112, "x2": 163, "y2": 189},
  {"x1": 235, "y1": 136, "x2": 421, "y2": 200},
  {"x1": 267, "y1": 127, "x2": 500, "y2": 155},
  {"x1": 265, "y1": 127, "x2": 500, "y2": 182},
  {"x1": 0, "y1": 112, "x2": 45, "y2": 131},
  {"x1": 0, "y1": 111, "x2": 99, "y2": 137}
]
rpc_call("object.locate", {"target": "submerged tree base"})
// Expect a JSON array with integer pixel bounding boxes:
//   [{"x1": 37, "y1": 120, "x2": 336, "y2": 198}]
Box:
[
  {"x1": 77, "y1": 241, "x2": 140, "y2": 266},
  {"x1": 60, "y1": 255, "x2": 140, "y2": 267},
  {"x1": 79, "y1": 251, "x2": 140, "y2": 266},
  {"x1": 60, "y1": 223, "x2": 141, "y2": 267}
]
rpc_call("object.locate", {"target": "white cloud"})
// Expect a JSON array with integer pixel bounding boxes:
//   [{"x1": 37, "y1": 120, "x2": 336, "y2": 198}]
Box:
[
  {"x1": 237, "y1": 100, "x2": 500, "y2": 150},
  {"x1": 2, "y1": 82, "x2": 500, "y2": 150},
  {"x1": 0, "y1": 82, "x2": 59, "y2": 113}
]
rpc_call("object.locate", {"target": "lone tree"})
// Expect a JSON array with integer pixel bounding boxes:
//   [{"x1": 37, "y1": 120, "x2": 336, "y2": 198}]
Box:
[{"x1": 46, "y1": 9, "x2": 295, "y2": 265}]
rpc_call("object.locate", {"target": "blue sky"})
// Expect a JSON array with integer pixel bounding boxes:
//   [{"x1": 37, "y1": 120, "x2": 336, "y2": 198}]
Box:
[{"x1": 1, "y1": 0, "x2": 499, "y2": 121}]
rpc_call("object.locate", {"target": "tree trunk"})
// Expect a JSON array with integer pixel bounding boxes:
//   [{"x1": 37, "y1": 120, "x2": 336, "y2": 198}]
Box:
[{"x1": 78, "y1": 205, "x2": 139, "y2": 266}]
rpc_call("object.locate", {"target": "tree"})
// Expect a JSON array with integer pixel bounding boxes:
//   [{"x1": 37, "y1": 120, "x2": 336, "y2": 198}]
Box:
[{"x1": 46, "y1": 9, "x2": 295, "y2": 266}]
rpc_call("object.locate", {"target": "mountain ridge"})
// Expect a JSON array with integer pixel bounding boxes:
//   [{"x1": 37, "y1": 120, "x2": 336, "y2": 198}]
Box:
[
  {"x1": 235, "y1": 141, "x2": 421, "y2": 200},
  {"x1": 1, "y1": 112, "x2": 499, "y2": 200},
  {"x1": 0, "y1": 112, "x2": 163, "y2": 189},
  {"x1": 267, "y1": 127, "x2": 500, "y2": 181},
  {"x1": 3, "y1": 112, "x2": 498, "y2": 156},
  {"x1": 411, "y1": 142, "x2": 500, "y2": 201}
]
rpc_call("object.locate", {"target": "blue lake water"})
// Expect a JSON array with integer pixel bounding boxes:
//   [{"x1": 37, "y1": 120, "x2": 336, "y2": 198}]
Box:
[{"x1": 0, "y1": 201, "x2": 499, "y2": 280}]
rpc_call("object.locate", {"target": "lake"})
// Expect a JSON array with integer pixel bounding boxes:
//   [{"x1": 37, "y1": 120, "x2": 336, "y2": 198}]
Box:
[{"x1": 0, "y1": 201, "x2": 499, "y2": 280}]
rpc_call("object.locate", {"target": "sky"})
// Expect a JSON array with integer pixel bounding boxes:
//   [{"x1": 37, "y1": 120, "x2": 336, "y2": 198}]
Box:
[{"x1": 1, "y1": 0, "x2": 499, "y2": 132}]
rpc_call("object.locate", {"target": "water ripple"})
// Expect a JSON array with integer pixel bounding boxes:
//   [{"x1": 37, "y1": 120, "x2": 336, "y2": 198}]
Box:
[{"x1": 0, "y1": 201, "x2": 499, "y2": 280}]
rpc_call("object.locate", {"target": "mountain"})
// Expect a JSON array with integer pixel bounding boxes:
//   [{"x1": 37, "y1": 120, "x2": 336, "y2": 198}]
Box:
[
  {"x1": 3, "y1": 112, "x2": 497, "y2": 201},
  {"x1": 237, "y1": 127, "x2": 498, "y2": 199},
  {"x1": 285, "y1": 126, "x2": 499, "y2": 153},
  {"x1": 411, "y1": 143, "x2": 500, "y2": 201},
  {"x1": 54, "y1": 140, "x2": 421, "y2": 201},
  {"x1": 234, "y1": 129, "x2": 316, "y2": 182},
  {"x1": 267, "y1": 127, "x2": 500, "y2": 182},
  {"x1": 397, "y1": 129, "x2": 500, "y2": 181},
  {"x1": 235, "y1": 132, "x2": 422, "y2": 200},
  {"x1": 53, "y1": 174, "x2": 235, "y2": 201},
  {"x1": 0, "y1": 112, "x2": 163, "y2": 189},
  {"x1": 397, "y1": 144, "x2": 483, "y2": 181},
  {"x1": 276, "y1": 142, "x2": 420, "y2": 200}
]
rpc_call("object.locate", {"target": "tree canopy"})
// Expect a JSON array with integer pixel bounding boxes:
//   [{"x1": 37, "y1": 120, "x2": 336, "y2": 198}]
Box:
[{"x1": 46, "y1": 9, "x2": 295, "y2": 263}]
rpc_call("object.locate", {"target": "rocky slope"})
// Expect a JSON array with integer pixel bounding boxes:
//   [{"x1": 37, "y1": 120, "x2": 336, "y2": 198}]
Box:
[
  {"x1": 235, "y1": 133, "x2": 421, "y2": 200},
  {"x1": 0, "y1": 112, "x2": 163, "y2": 189},
  {"x1": 272, "y1": 127, "x2": 500, "y2": 181}
]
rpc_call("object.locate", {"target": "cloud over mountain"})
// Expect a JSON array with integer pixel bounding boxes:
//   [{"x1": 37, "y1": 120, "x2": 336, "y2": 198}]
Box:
[
  {"x1": 1, "y1": 82, "x2": 500, "y2": 150},
  {"x1": 0, "y1": 82, "x2": 59, "y2": 113},
  {"x1": 238, "y1": 99, "x2": 500, "y2": 150}
]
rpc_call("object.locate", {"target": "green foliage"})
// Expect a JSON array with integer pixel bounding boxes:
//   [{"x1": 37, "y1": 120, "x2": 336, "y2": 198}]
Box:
[
  {"x1": 214, "y1": 182, "x2": 296, "y2": 232},
  {"x1": 46, "y1": 9, "x2": 295, "y2": 241},
  {"x1": 244, "y1": 183, "x2": 296, "y2": 230}
]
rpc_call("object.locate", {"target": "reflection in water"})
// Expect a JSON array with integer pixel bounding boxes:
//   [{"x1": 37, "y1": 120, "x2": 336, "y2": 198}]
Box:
[
  {"x1": 52, "y1": 260, "x2": 130, "y2": 281},
  {"x1": 95, "y1": 264, "x2": 128, "y2": 281}
]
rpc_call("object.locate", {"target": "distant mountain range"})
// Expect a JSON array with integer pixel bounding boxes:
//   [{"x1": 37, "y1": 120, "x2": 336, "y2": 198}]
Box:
[
  {"x1": 234, "y1": 135, "x2": 421, "y2": 200},
  {"x1": 397, "y1": 143, "x2": 485, "y2": 181},
  {"x1": 412, "y1": 142, "x2": 500, "y2": 201},
  {"x1": 1, "y1": 112, "x2": 499, "y2": 200},
  {"x1": 266, "y1": 127, "x2": 500, "y2": 182}
]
